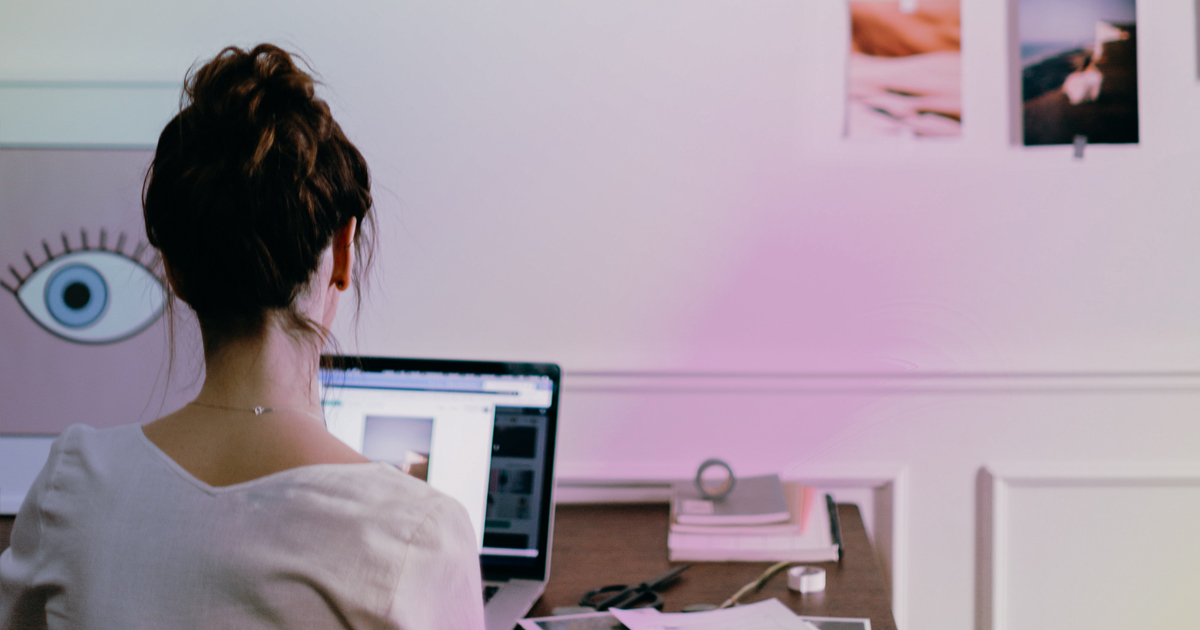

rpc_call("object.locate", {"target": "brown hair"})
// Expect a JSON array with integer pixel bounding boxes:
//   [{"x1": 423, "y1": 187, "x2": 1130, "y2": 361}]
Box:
[{"x1": 144, "y1": 44, "x2": 374, "y2": 356}]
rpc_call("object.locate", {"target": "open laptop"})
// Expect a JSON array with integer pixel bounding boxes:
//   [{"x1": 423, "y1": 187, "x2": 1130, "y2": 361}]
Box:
[{"x1": 319, "y1": 356, "x2": 560, "y2": 630}]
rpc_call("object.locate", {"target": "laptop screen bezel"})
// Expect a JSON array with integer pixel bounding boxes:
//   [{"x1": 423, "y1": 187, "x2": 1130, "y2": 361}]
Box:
[{"x1": 320, "y1": 355, "x2": 559, "y2": 582}]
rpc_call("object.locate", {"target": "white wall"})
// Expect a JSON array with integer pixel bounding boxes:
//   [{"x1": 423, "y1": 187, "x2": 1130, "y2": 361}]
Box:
[{"x1": 4, "y1": 1, "x2": 1200, "y2": 628}]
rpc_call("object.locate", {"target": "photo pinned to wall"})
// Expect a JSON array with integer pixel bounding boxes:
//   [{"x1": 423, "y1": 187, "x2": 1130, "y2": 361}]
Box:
[
  {"x1": 846, "y1": 0, "x2": 962, "y2": 138},
  {"x1": 1019, "y1": 0, "x2": 1137, "y2": 145},
  {"x1": 361, "y1": 416, "x2": 433, "y2": 481}
]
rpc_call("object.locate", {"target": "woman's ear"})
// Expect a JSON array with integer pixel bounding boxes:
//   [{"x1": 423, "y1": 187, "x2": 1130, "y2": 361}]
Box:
[{"x1": 331, "y1": 218, "x2": 357, "y2": 291}]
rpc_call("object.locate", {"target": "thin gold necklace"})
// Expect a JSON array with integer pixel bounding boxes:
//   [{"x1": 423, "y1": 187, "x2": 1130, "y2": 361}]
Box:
[{"x1": 188, "y1": 400, "x2": 325, "y2": 424}]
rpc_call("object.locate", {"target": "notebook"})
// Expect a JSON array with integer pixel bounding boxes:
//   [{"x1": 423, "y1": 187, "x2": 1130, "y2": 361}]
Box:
[
  {"x1": 319, "y1": 356, "x2": 560, "y2": 630},
  {"x1": 672, "y1": 474, "x2": 791, "y2": 526},
  {"x1": 667, "y1": 484, "x2": 839, "y2": 563}
]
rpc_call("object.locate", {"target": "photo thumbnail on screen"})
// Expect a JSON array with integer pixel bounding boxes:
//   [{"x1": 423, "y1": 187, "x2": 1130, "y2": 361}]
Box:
[{"x1": 362, "y1": 415, "x2": 433, "y2": 481}]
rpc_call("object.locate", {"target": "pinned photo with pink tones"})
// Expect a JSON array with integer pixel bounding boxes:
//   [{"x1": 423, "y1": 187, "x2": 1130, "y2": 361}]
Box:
[{"x1": 846, "y1": 0, "x2": 962, "y2": 138}]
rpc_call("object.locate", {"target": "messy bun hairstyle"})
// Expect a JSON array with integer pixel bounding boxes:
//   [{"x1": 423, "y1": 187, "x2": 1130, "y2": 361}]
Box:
[{"x1": 144, "y1": 44, "x2": 373, "y2": 353}]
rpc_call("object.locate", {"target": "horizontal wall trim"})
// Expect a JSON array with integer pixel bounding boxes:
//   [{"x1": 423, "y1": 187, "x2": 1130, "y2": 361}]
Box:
[
  {"x1": 555, "y1": 480, "x2": 673, "y2": 504},
  {"x1": 562, "y1": 371, "x2": 1200, "y2": 395},
  {"x1": 0, "y1": 80, "x2": 179, "y2": 89},
  {"x1": 0, "y1": 80, "x2": 180, "y2": 148},
  {"x1": 987, "y1": 462, "x2": 1200, "y2": 485}
]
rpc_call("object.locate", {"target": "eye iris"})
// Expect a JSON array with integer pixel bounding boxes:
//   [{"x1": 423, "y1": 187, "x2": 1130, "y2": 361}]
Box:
[
  {"x1": 64, "y1": 282, "x2": 91, "y2": 309},
  {"x1": 44, "y1": 264, "x2": 108, "y2": 328}
]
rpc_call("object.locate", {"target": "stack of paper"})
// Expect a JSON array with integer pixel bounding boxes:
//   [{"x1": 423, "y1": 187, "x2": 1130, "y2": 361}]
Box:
[{"x1": 668, "y1": 482, "x2": 838, "y2": 563}]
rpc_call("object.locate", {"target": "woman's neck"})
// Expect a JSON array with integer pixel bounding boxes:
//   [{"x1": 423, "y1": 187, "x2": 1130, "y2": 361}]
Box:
[{"x1": 195, "y1": 326, "x2": 322, "y2": 412}]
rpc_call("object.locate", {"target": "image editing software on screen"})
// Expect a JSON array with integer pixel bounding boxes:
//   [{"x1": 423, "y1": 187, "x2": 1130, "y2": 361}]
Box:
[
  {"x1": 318, "y1": 364, "x2": 555, "y2": 560},
  {"x1": 485, "y1": 405, "x2": 550, "y2": 560}
]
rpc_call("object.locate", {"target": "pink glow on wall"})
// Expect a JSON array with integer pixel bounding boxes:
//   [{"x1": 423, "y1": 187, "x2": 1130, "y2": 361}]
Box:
[{"x1": 633, "y1": 160, "x2": 985, "y2": 375}]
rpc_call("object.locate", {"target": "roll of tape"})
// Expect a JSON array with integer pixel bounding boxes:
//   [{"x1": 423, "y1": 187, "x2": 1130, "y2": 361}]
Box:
[
  {"x1": 786, "y1": 566, "x2": 826, "y2": 593},
  {"x1": 694, "y1": 458, "x2": 736, "y2": 500}
]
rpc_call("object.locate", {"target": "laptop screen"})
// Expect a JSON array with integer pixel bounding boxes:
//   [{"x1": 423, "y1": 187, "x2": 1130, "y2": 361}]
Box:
[{"x1": 319, "y1": 356, "x2": 559, "y2": 579}]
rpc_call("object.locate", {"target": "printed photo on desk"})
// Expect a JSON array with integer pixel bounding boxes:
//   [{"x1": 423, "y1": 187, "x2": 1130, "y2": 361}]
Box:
[
  {"x1": 799, "y1": 616, "x2": 872, "y2": 630},
  {"x1": 1018, "y1": 0, "x2": 1138, "y2": 145},
  {"x1": 518, "y1": 610, "x2": 625, "y2": 630},
  {"x1": 846, "y1": 0, "x2": 962, "y2": 138}
]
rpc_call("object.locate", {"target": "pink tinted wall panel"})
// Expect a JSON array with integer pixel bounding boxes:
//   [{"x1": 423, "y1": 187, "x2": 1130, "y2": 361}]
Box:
[{"x1": 0, "y1": 150, "x2": 199, "y2": 434}]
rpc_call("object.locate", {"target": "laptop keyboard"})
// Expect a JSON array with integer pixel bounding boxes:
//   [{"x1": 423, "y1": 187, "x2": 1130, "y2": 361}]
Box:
[{"x1": 483, "y1": 584, "x2": 500, "y2": 603}]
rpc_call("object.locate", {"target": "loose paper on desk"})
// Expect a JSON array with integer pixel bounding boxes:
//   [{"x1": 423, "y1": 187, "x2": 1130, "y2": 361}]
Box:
[{"x1": 609, "y1": 599, "x2": 818, "y2": 630}]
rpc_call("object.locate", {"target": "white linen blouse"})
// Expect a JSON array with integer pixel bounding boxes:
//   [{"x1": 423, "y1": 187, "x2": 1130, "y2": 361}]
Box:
[{"x1": 0, "y1": 423, "x2": 485, "y2": 630}]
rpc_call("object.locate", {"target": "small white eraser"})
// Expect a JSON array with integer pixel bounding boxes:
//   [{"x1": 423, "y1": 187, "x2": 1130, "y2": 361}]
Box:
[{"x1": 787, "y1": 566, "x2": 826, "y2": 593}]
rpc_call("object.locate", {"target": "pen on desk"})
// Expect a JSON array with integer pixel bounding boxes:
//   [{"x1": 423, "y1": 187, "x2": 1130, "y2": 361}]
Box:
[{"x1": 826, "y1": 493, "x2": 843, "y2": 563}]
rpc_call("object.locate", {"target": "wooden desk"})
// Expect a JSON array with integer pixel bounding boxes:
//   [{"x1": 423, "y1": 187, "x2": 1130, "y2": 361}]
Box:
[
  {"x1": 0, "y1": 517, "x2": 10, "y2": 555},
  {"x1": 1, "y1": 504, "x2": 895, "y2": 629},
  {"x1": 530, "y1": 503, "x2": 896, "y2": 629}
]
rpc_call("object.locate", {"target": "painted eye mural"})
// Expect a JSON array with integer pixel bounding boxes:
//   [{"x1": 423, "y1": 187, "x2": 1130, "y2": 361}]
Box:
[{"x1": 1, "y1": 229, "x2": 165, "y2": 344}]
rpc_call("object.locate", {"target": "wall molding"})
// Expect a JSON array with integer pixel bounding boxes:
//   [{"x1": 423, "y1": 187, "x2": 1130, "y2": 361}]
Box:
[
  {"x1": 979, "y1": 463, "x2": 1200, "y2": 630},
  {"x1": 558, "y1": 463, "x2": 909, "y2": 630},
  {"x1": 563, "y1": 370, "x2": 1200, "y2": 395},
  {"x1": 0, "y1": 80, "x2": 180, "y2": 148}
]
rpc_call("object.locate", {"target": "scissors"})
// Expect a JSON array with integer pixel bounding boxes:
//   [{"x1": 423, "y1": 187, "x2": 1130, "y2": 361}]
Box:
[{"x1": 579, "y1": 564, "x2": 691, "y2": 611}]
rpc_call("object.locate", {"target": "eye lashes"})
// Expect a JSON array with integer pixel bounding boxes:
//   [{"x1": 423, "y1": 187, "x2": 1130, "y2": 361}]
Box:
[{"x1": 1, "y1": 228, "x2": 155, "y2": 295}]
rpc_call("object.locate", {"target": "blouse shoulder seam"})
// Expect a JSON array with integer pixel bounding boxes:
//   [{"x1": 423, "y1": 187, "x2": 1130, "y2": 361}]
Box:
[
  {"x1": 382, "y1": 495, "x2": 452, "y2": 619},
  {"x1": 35, "y1": 426, "x2": 75, "y2": 547}
]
